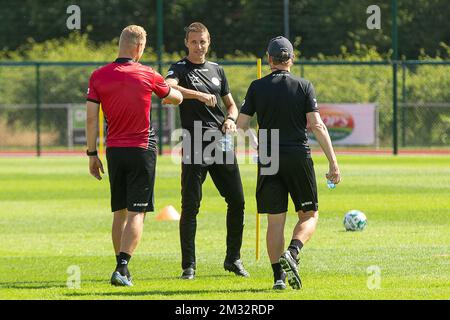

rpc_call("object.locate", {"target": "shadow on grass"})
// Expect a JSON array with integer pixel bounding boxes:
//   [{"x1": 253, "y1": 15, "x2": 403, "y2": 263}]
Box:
[
  {"x1": 0, "y1": 279, "x2": 106, "y2": 290},
  {"x1": 156, "y1": 274, "x2": 231, "y2": 280},
  {"x1": 0, "y1": 274, "x2": 251, "y2": 291},
  {"x1": 64, "y1": 288, "x2": 270, "y2": 297}
]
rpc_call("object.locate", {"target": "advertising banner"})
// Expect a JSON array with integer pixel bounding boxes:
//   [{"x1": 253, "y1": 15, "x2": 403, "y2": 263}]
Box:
[{"x1": 308, "y1": 104, "x2": 377, "y2": 145}]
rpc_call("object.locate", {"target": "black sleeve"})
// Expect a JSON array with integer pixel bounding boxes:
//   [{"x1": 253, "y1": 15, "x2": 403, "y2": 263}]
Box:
[
  {"x1": 219, "y1": 66, "x2": 230, "y2": 97},
  {"x1": 305, "y1": 81, "x2": 319, "y2": 113},
  {"x1": 240, "y1": 81, "x2": 255, "y2": 116},
  {"x1": 165, "y1": 63, "x2": 183, "y2": 82}
]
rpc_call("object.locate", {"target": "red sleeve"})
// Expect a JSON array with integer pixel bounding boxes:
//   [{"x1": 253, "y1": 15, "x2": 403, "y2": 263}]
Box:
[
  {"x1": 86, "y1": 71, "x2": 100, "y2": 104},
  {"x1": 152, "y1": 71, "x2": 171, "y2": 99}
]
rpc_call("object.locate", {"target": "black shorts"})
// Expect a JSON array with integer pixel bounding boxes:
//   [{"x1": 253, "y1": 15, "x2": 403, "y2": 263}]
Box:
[
  {"x1": 106, "y1": 147, "x2": 157, "y2": 213},
  {"x1": 256, "y1": 152, "x2": 318, "y2": 214}
]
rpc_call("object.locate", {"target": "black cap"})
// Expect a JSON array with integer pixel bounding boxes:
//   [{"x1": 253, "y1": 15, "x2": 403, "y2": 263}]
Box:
[{"x1": 267, "y1": 36, "x2": 294, "y2": 59}]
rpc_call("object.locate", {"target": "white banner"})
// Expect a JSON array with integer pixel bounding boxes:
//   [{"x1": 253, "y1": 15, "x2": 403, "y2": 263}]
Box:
[{"x1": 308, "y1": 103, "x2": 377, "y2": 145}]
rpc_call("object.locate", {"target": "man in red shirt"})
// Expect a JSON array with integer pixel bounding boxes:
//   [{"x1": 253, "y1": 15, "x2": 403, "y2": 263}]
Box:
[{"x1": 86, "y1": 25, "x2": 182, "y2": 286}]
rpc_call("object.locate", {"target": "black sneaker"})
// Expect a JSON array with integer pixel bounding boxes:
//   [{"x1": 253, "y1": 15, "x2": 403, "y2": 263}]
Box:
[
  {"x1": 272, "y1": 279, "x2": 287, "y2": 290},
  {"x1": 224, "y1": 259, "x2": 250, "y2": 277},
  {"x1": 180, "y1": 267, "x2": 195, "y2": 280},
  {"x1": 272, "y1": 272, "x2": 287, "y2": 290},
  {"x1": 110, "y1": 271, "x2": 133, "y2": 286},
  {"x1": 279, "y1": 250, "x2": 302, "y2": 289}
]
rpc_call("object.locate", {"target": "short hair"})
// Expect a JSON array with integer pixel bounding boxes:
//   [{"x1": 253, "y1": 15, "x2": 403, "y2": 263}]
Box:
[
  {"x1": 119, "y1": 25, "x2": 147, "y2": 47},
  {"x1": 184, "y1": 22, "x2": 210, "y2": 41},
  {"x1": 271, "y1": 52, "x2": 292, "y2": 65}
]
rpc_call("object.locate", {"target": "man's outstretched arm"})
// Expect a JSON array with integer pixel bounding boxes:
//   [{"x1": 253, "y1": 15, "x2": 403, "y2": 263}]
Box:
[
  {"x1": 161, "y1": 86, "x2": 183, "y2": 105},
  {"x1": 165, "y1": 78, "x2": 217, "y2": 106}
]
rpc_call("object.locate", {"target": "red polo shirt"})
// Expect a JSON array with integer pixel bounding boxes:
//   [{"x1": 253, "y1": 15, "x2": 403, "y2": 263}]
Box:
[{"x1": 87, "y1": 58, "x2": 170, "y2": 150}]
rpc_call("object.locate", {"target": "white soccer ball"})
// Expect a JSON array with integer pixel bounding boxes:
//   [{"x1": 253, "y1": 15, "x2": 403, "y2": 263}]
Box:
[{"x1": 343, "y1": 210, "x2": 367, "y2": 231}]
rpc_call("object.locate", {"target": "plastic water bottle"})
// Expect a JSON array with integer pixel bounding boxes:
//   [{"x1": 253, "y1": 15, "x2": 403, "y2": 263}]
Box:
[
  {"x1": 219, "y1": 134, "x2": 234, "y2": 152},
  {"x1": 327, "y1": 179, "x2": 336, "y2": 189}
]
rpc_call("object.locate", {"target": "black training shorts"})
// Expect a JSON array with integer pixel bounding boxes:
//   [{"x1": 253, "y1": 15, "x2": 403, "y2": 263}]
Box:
[
  {"x1": 106, "y1": 147, "x2": 157, "y2": 213},
  {"x1": 256, "y1": 152, "x2": 318, "y2": 214}
]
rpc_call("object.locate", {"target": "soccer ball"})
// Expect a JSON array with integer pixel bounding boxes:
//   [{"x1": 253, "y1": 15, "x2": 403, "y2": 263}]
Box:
[{"x1": 343, "y1": 210, "x2": 367, "y2": 231}]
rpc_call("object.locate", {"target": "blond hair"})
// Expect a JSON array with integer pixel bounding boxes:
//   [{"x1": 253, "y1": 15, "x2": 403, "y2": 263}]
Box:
[
  {"x1": 119, "y1": 25, "x2": 147, "y2": 47},
  {"x1": 184, "y1": 22, "x2": 210, "y2": 41}
]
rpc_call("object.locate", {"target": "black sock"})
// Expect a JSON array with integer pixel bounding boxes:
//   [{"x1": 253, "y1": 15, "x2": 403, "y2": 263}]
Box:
[
  {"x1": 115, "y1": 255, "x2": 130, "y2": 277},
  {"x1": 116, "y1": 252, "x2": 131, "y2": 277},
  {"x1": 288, "y1": 239, "x2": 303, "y2": 261},
  {"x1": 271, "y1": 263, "x2": 284, "y2": 282}
]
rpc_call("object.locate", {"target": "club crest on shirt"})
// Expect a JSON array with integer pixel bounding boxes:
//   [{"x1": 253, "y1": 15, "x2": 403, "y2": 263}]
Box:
[{"x1": 211, "y1": 77, "x2": 220, "y2": 87}]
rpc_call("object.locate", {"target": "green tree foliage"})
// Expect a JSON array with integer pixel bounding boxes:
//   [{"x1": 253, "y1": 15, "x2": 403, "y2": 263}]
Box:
[
  {"x1": 0, "y1": 0, "x2": 448, "y2": 59},
  {"x1": 0, "y1": 1, "x2": 449, "y2": 147}
]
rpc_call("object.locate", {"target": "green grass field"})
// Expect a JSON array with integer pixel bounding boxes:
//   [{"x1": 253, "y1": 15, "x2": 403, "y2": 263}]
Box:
[{"x1": 0, "y1": 155, "x2": 449, "y2": 300}]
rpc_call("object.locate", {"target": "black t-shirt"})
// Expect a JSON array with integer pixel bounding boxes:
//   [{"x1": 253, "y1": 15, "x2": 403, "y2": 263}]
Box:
[
  {"x1": 240, "y1": 70, "x2": 319, "y2": 153},
  {"x1": 166, "y1": 58, "x2": 230, "y2": 130}
]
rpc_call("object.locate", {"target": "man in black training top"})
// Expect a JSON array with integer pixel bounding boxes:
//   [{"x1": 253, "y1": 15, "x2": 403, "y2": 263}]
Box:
[
  {"x1": 165, "y1": 22, "x2": 249, "y2": 280},
  {"x1": 237, "y1": 36, "x2": 341, "y2": 290}
]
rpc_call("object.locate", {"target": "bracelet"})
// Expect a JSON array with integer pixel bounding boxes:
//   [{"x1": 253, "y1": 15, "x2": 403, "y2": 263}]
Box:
[
  {"x1": 227, "y1": 116, "x2": 236, "y2": 123},
  {"x1": 86, "y1": 150, "x2": 98, "y2": 156}
]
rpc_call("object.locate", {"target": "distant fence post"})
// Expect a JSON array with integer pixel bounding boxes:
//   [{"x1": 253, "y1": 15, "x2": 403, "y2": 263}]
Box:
[
  {"x1": 67, "y1": 104, "x2": 74, "y2": 150},
  {"x1": 35, "y1": 63, "x2": 41, "y2": 157},
  {"x1": 392, "y1": 0, "x2": 399, "y2": 155},
  {"x1": 157, "y1": 0, "x2": 163, "y2": 155},
  {"x1": 283, "y1": 0, "x2": 290, "y2": 40},
  {"x1": 401, "y1": 62, "x2": 406, "y2": 147}
]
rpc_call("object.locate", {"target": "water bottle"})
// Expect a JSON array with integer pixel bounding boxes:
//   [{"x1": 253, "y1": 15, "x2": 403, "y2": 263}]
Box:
[
  {"x1": 327, "y1": 179, "x2": 336, "y2": 189},
  {"x1": 219, "y1": 133, "x2": 234, "y2": 152}
]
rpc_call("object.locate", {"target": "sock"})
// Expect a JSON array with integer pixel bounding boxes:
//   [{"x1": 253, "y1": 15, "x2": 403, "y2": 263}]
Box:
[
  {"x1": 115, "y1": 255, "x2": 130, "y2": 277},
  {"x1": 271, "y1": 263, "x2": 284, "y2": 282},
  {"x1": 288, "y1": 239, "x2": 303, "y2": 261},
  {"x1": 116, "y1": 252, "x2": 131, "y2": 277}
]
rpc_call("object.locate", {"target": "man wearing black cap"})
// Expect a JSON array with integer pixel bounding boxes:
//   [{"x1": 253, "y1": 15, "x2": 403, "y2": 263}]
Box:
[{"x1": 237, "y1": 36, "x2": 341, "y2": 290}]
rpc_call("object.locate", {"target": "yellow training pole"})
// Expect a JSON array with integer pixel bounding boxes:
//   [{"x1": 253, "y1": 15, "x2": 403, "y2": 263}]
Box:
[
  {"x1": 98, "y1": 105, "x2": 104, "y2": 159},
  {"x1": 256, "y1": 58, "x2": 262, "y2": 261}
]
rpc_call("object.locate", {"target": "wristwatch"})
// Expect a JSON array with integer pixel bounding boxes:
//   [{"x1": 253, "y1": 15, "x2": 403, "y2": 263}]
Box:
[{"x1": 86, "y1": 150, "x2": 98, "y2": 156}]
